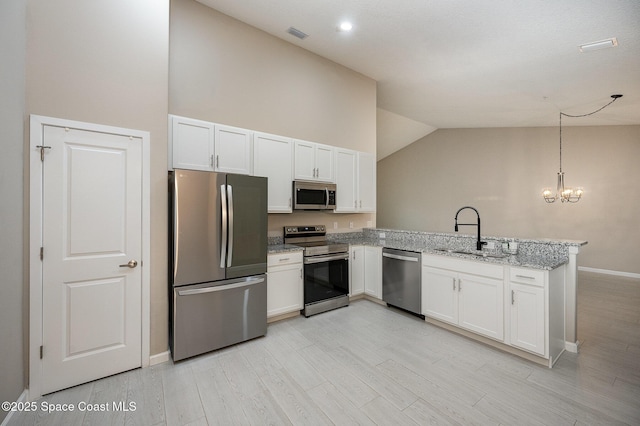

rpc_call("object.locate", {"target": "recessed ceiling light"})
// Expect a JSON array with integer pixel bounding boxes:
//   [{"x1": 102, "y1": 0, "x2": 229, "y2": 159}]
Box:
[
  {"x1": 339, "y1": 21, "x2": 353, "y2": 32},
  {"x1": 579, "y1": 37, "x2": 618, "y2": 52}
]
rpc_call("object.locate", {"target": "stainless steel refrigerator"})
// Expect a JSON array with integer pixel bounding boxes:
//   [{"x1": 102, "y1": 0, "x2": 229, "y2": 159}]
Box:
[{"x1": 169, "y1": 169, "x2": 268, "y2": 361}]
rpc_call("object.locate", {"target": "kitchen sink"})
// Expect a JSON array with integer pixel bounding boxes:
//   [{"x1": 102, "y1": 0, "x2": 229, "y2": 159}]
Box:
[{"x1": 434, "y1": 248, "x2": 508, "y2": 259}]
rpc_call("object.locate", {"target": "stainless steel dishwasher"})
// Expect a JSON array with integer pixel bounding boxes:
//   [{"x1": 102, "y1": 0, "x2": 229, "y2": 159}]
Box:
[{"x1": 382, "y1": 248, "x2": 423, "y2": 317}]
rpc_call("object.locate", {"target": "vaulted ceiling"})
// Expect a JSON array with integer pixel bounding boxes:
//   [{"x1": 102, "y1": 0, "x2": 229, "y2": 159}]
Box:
[{"x1": 197, "y1": 0, "x2": 640, "y2": 158}]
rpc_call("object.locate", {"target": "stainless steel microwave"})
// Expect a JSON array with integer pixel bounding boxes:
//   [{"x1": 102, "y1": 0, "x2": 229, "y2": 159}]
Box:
[{"x1": 293, "y1": 181, "x2": 336, "y2": 210}]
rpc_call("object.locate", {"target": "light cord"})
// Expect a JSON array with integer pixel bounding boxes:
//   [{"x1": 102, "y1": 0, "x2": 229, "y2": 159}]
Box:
[{"x1": 558, "y1": 94, "x2": 622, "y2": 173}]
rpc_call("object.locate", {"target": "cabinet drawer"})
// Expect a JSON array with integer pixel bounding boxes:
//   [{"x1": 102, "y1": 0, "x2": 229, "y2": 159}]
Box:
[
  {"x1": 510, "y1": 267, "x2": 545, "y2": 287},
  {"x1": 268, "y1": 251, "x2": 303, "y2": 267}
]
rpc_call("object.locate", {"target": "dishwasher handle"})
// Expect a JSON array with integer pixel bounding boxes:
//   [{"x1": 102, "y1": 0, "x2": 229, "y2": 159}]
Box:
[{"x1": 382, "y1": 252, "x2": 419, "y2": 262}]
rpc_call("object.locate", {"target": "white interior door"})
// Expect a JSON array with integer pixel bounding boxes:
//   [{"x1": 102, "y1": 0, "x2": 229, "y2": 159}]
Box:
[{"x1": 40, "y1": 125, "x2": 143, "y2": 395}]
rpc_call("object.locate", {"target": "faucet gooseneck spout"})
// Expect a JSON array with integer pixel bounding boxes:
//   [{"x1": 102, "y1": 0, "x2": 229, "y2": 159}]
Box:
[{"x1": 454, "y1": 206, "x2": 486, "y2": 251}]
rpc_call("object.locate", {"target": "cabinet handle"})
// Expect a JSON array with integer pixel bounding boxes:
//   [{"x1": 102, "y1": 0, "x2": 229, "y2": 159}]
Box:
[
  {"x1": 511, "y1": 290, "x2": 515, "y2": 305},
  {"x1": 359, "y1": 200, "x2": 362, "y2": 208},
  {"x1": 317, "y1": 168, "x2": 320, "y2": 177},
  {"x1": 300, "y1": 268, "x2": 303, "y2": 279},
  {"x1": 515, "y1": 275, "x2": 536, "y2": 280},
  {"x1": 289, "y1": 197, "x2": 292, "y2": 207},
  {"x1": 458, "y1": 279, "x2": 461, "y2": 291},
  {"x1": 216, "y1": 155, "x2": 220, "y2": 168},
  {"x1": 279, "y1": 257, "x2": 290, "y2": 262},
  {"x1": 453, "y1": 280, "x2": 456, "y2": 291},
  {"x1": 210, "y1": 155, "x2": 214, "y2": 167}
]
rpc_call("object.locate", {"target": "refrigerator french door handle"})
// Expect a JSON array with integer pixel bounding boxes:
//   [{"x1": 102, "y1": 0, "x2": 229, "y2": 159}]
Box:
[
  {"x1": 220, "y1": 184, "x2": 228, "y2": 268},
  {"x1": 227, "y1": 184, "x2": 234, "y2": 267},
  {"x1": 173, "y1": 177, "x2": 180, "y2": 280}
]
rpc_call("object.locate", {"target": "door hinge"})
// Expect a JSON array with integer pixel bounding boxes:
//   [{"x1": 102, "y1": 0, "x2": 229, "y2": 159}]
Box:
[
  {"x1": 35, "y1": 145, "x2": 51, "y2": 162},
  {"x1": 40, "y1": 345, "x2": 43, "y2": 359},
  {"x1": 40, "y1": 247, "x2": 44, "y2": 261}
]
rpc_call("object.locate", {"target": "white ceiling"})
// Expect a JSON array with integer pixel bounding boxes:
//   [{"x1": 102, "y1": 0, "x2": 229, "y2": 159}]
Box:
[{"x1": 196, "y1": 0, "x2": 640, "y2": 158}]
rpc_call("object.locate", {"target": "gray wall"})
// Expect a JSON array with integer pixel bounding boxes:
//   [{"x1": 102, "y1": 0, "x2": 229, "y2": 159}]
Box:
[
  {"x1": 0, "y1": 0, "x2": 26, "y2": 420},
  {"x1": 377, "y1": 125, "x2": 640, "y2": 275},
  {"x1": 26, "y1": 0, "x2": 170, "y2": 355},
  {"x1": 169, "y1": 0, "x2": 378, "y2": 235}
]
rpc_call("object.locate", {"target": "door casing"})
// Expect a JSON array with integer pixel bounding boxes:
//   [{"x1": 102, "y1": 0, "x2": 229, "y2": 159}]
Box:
[{"x1": 29, "y1": 115, "x2": 151, "y2": 399}]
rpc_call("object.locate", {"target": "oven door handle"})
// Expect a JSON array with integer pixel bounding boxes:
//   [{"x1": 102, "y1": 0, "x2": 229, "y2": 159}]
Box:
[{"x1": 303, "y1": 253, "x2": 349, "y2": 264}]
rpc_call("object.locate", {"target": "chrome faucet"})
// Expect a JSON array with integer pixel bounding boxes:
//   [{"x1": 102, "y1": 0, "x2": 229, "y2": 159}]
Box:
[{"x1": 454, "y1": 206, "x2": 486, "y2": 251}]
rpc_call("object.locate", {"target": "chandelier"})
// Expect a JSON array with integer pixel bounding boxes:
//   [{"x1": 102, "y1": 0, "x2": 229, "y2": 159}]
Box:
[{"x1": 542, "y1": 94, "x2": 622, "y2": 203}]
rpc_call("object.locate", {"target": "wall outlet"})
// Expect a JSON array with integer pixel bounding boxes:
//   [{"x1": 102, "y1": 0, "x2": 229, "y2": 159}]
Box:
[
  {"x1": 379, "y1": 232, "x2": 386, "y2": 239},
  {"x1": 349, "y1": 221, "x2": 354, "y2": 229},
  {"x1": 484, "y1": 241, "x2": 495, "y2": 250},
  {"x1": 333, "y1": 222, "x2": 338, "y2": 229}
]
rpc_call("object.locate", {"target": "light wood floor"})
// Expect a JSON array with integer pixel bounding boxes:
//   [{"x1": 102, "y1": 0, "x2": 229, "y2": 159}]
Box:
[{"x1": 9, "y1": 271, "x2": 640, "y2": 425}]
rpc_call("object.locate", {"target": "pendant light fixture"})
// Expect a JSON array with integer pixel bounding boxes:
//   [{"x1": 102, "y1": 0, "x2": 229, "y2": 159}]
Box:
[{"x1": 542, "y1": 94, "x2": 623, "y2": 203}]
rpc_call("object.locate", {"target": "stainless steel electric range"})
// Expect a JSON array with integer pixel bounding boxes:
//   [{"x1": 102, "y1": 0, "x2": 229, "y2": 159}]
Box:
[{"x1": 284, "y1": 225, "x2": 349, "y2": 317}]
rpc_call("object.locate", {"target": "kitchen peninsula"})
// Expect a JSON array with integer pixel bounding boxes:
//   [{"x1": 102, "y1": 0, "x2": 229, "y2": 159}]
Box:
[{"x1": 269, "y1": 227, "x2": 586, "y2": 367}]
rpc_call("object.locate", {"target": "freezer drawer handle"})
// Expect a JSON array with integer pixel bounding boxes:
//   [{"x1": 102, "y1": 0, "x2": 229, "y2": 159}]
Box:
[
  {"x1": 382, "y1": 253, "x2": 419, "y2": 262},
  {"x1": 177, "y1": 277, "x2": 265, "y2": 296}
]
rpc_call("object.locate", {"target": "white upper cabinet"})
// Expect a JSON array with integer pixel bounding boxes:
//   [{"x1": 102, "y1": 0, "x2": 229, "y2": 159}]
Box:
[
  {"x1": 334, "y1": 149, "x2": 376, "y2": 213},
  {"x1": 169, "y1": 115, "x2": 252, "y2": 175},
  {"x1": 254, "y1": 132, "x2": 293, "y2": 213},
  {"x1": 334, "y1": 148, "x2": 357, "y2": 212},
  {"x1": 169, "y1": 115, "x2": 214, "y2": 171},
  {"x1": 214, "y1": 124, "x2": 253, "y2": 175},
  {"x1": 294, "y1": 140, "x2": 334, "y2": 182},
  {"x1": 357, "y1": 152, "x2": 376, "y2": 212}
]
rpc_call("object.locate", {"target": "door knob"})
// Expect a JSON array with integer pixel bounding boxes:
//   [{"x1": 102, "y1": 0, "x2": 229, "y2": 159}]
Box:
[{"x1": 119, "y1": 260, "x2": 138, "y2": 268}]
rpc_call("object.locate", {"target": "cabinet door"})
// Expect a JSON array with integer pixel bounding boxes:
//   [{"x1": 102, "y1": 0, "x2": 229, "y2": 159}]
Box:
[
  {"x1": 254, "y1": 133, "x2": 293, "y2": 213},
  {"x1": 510, "y1": 283, "x2": 545, "y2": 355},
  {"x1": 458, "y1": 273, "x2": 504, "y2": 341},
  {"x1": 422, "y1": 266, "x2": 458, "y2": 325},
  {"x1": 357, "y1": 152, "x2": 376, "y2": 212},
  {"x1": 267, "y1": 264, "x2": 303, "y2": 318},
  {"x1": 350, "y1": 246, "x2": 365, "y2": 296},
  {"x1": 214, "y1": 125, "x2": 252, "y2": 175},
  {"x1": 315, "y1": 144, "x2": 334, "y2": 182},
  {"x1": 334, "y1": 149, "x2": 357, "y2": 212},
  {"x1": 170, "y1": 115, "x2": 214, "y2": 171},
  {"x1": 294, "y1": 140, "x2": 316, "y2": 180},
  {"x1": 364, "y1": 246, "x2": 382, "y2": 298}
]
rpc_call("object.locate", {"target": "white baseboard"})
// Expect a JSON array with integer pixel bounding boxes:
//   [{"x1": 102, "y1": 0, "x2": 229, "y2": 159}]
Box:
[
  {"x1": 149, "y1": 351, "x2": 170, "y2": 366},
  {"x1": 1, "y1": 389, "x2": 28, "y2": 426},
  {"x1": 579, "y1": 266, "x2": 640, "y2": 280},
  {"x1": 565, "y1": 340, "x2": 580, "y2": 353}
]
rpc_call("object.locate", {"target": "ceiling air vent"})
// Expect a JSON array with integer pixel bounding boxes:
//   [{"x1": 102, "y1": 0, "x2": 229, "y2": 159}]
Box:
[{"x1": 286, "y1": 27, "x2": 308, "y2": 40}]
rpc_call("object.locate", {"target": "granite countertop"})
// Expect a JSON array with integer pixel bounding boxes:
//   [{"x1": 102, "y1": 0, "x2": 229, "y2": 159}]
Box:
[
  {"x1": 267, "y1": 244, "x2": 304, "y2": 254},
  {"x1": 330, "y1": 236, "x2": 568, "y2": 270},
  {"x1": 268, "y1": 227, "x2": 585, "y2": 270}
]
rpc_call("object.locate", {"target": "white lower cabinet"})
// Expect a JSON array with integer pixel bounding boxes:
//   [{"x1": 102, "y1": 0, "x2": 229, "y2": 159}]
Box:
[
  {"x1": 350, "y1": 246, "x2": 365, "y2": 296},
  {"x1": 267, "y1": 252, "x2": 303, "y2": 318},
  {"x1": 509, "y1": 281, "x2": 545, "y2": 355},
  {"x1": 422, "y1": 255, "x2": 504, "y2": 341},
  {"x1": 422, "y1": 254, "x2": 566, "y2": 366},
  {"x1": 508, "y1": 266, "x2": 565, "y2": 362},
  {"x1": 350, "y1": 245, "x2": 382, "y2": 299}
]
